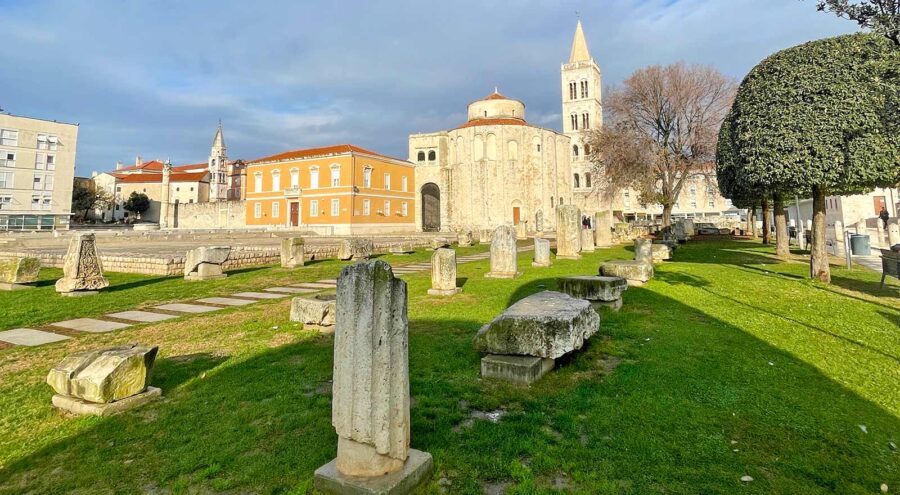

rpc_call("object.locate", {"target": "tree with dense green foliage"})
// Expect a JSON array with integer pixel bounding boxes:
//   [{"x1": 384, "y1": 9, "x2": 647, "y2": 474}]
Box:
[
  {"x1": 717, "y1": 34, "x2": 900, "y2": 282},
  {"x1": 122, "y1": 192, "x2": 151, "y2": 220},
  {"x1": 70, "y1": 180, "x2": 113, "y2": 222},
  {"x1": 816, "y1": 0, "x2": 900, "y2": 45}
]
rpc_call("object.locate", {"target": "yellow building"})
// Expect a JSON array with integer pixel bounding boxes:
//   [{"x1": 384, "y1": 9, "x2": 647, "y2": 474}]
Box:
[{"x1": 245, "y1": 144, "x2": 415, "y2": 234}]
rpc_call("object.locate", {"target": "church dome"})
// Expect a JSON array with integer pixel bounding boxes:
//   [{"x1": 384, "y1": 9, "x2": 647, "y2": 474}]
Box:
[{"x1": 466, "y1": 90, "x2": 526, "y2": 123}]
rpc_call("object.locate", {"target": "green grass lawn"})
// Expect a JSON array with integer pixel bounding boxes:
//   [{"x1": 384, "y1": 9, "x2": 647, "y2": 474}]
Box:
[{"x1": 0, "y1": 239, "x2": 897, "y2": 494}]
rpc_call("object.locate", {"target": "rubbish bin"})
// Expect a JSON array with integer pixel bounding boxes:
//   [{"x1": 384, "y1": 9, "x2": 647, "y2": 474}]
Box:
[{"x1": 850, "y1": 234, "x2": 871, "y2": 256}]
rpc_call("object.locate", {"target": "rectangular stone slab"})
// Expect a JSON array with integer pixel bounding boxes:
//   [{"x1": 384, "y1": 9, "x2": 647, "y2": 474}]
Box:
[
  {"x1": 195, "y1": 297, "x2": 256, "y2": 306},
  {"x1": 481, "y1": 354, "x2": 555, "y2": 385},
  {"x1": 0, "y1": 328, "x2": 70, "y2": 346},
  {"x1": 314, "y1": 449, "x2": 433, "y2": 495},
  {"x1": 153, "y1": 303, "x2": 221, "y2": 313},
  {"x1": 51, "y1": 318, "x2": 132, "y2": 333},
  {"x1": 231, "y1": 291, "x2": 288, "y2": 299},
  {"x1": 106, "y1": 311, "x2": 177, "y2": 323},
  {"x1": 557, "y1": 276, "x2": 628, "y2": 302},
  {"x1": 263, "y1": 287, "x2": 317, "y2": 294},
  {"x1": 291, "y1": 282, "x2": 338, "y2": 289},
  {"x1": 473, "y1": 291, "x2": 600, "y2": 359},
  {"x1": 52, "y1": 386, "x2": 161, "y2": 417}
]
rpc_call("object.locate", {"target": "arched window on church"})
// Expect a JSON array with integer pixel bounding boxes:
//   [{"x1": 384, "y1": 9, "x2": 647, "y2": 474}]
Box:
[
  {"x1": 569, "y1": 82, "x2": 577, "y2": 100},
  {"x1": 582, "y1": 113, "x2": 590, "y2": 130},
  {"x1": 560, "y1": 197, "x2": 564, "y2": 205},
  {"x1": 427, "y1": 150, "x2": 436, "y2": 161},
  {"x1": 581, "y1": 80, "x2": 588, "y2": 98},
  {"x1": 417, "y1": 151, "x2": 425, "y2": 162},
  {"x1": 574, "y1": 173, "x2": 581, "y2": 188},
  {"x1": 551, "y1": 197, "x2": 554, "y2": 208},
  {"x1": 486, "y1": 134, "x2": 497, "y2": 160},
  {"x1": 474, "y1": 136, "x2": 484, "y2": 161},
  {"x1": 584, "y1": 143, "x2": 591, "y2": 156},
  {"x1": 585, "y1": 172, "x2": 592, "y2": 188},
  {"x1": 533, "y1": 136, "x2": 541, "y2": 153},
  {"x1": 570, "y1": 114, "x2": 578, "y2": 131},
  {"x1": 572, "y1": 145, "x2": 579, "y2": 159},
  {"x1": 507, "y1": 140, "x2": 518, "y2": 160}
]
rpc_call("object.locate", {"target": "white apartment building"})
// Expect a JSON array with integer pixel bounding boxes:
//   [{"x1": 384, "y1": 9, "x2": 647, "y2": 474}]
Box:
[{"x1": 0, "y1": 113, "x2": 78, "y2": 230}]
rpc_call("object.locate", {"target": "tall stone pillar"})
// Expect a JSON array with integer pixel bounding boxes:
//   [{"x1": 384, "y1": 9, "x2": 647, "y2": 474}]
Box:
[
  {"x1": 159, "y1": 162, "x2": 172, "y2": 229},
  {"x1": 280, "y1": 237, "x2": 305, "y2": 268},
  {"x1": 315, "y1": 260, "x2": 433, "y2": 493},
  {"x1": 834, "y1": 221, "x2": 845, "y2": 256},
  {"x1": 634, "y1": 238, "x2": 653, "y2": 265},
  {"x1": 532, "y1": 237, "x2": 551, "y2": 267},
  {"x1": 556, "y1": 205, "x2": 582, "y2": 259},
  {"x1": 888, "y1": 222, "x2": 900, "y2": 247},
  {"x1": 594, "y1": 211, "x2": 613, "y2": 248},
  {"x1": 485, "y1": 225, "x2": 520, "y2": 278},
  {"x1": 581, "y1": 229, "x2": 595, "y2": 252}
]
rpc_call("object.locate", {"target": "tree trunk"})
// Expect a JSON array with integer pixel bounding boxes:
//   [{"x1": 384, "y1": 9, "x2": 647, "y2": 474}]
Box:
[
  {"x1": 761, "y1": 198, "x2": 770, "y2": 245},
  {"x1": 662, "y1": 204, "x2": 672, "y2": 228},
  {"x1": 773, "y1": 192, "x2": 789, "y2": 258},
  {"x1": 749, "y1": 204, "x2": 758, "y2": 238},
  {"x1": 809, "y1": 185, "x2": 831, "y2": 283}
]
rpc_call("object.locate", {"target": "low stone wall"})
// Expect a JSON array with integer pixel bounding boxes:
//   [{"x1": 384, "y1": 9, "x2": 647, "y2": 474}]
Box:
[{"x1": 170, "y1": 200, "x2": 248, "y2": 230}]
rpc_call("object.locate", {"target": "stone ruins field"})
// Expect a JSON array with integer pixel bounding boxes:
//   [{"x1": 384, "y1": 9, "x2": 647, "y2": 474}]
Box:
[{"x1": 0, "y1": 239, "x2": 897, "y2": 494}]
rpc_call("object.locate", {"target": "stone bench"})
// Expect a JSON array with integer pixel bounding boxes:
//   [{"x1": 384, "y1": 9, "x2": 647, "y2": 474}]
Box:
[
  {"x1": 600, "y1": 260, "x2": 654, "y2": 286},
  {"x1": 557, "y1": 275, "x2": 628, "y2": 311},
  {"x1": 473, "y1": 291, "x2": 600, "y2": 385}
]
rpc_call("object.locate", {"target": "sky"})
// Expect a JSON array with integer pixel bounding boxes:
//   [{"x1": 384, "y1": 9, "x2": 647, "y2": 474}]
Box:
[{"x1": 0, "y1": 0, "x2": 856, "y2": 176}]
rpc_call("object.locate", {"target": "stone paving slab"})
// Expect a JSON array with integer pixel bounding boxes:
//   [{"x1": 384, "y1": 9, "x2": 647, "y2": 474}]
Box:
[
  {"x1": 0, "y1": 328, "x2": 70, "y2": 346},
  {"x1": 106, "y1": 310, "x2": 178, "y2": 323},
  {"x1": 50, "y1": 318, "x2": 132, "y2": 333},
  {"x1": 154, "y1": 303, "x2": 222, "y2": 313},
  {"x1": 196, "y1": 297, "x2": 257, "y2": 306},
  {"x1": 315, "y1": 279, "x2": 338, "y2": 285},
  {"x1": 232, "y1": 291, "x2": 289, "y2": 299},
  {"x1": 290, "y1": 282, "x2": 337, "y2": 289},
  {"x1": 264, "y1": 287, "x2": 318, "y2": 294}
]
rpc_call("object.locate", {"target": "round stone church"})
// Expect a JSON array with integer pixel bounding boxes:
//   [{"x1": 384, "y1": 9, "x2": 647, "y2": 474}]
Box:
[{"x1": 408, "y1": 90, "x2": 573, "y2": 233}]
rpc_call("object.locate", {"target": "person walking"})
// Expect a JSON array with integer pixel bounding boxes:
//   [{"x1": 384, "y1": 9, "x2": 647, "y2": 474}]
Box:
[{"x1": 879, "y1": 207, "x2": 889, "y2": 230}]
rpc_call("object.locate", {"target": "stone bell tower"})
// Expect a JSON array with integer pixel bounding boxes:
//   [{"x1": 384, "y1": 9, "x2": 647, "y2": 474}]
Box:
[
  {"x1": 561, "y1": 20, "x2": 603, "y2": 162},
  {"x1": 208, "y1": 123, "x2": 228, "y2": 202}
]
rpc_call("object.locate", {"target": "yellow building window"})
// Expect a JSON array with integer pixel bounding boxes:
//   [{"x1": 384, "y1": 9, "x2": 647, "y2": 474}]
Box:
[
  {"x1": 272, "y1": 201, "x2": 280, "y2": 218},
  {"x1": 363, "y1": 199, "x2": 370, "y2": 216}
]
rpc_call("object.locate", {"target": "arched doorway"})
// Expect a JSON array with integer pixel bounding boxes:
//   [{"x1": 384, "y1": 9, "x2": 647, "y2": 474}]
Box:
[{"x1": 421, "y1": 183, "x2": 440, "y2": 232}]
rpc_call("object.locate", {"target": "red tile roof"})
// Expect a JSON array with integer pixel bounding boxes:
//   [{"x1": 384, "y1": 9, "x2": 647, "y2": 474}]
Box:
[
  {"x1": 248, "y1": 144, "x2": 402, "y2": 164},
  {"x1": 173, "y1": 162, "x2": 208, "y2": 171},
  {"x1": 114, "y1": 160, "x2": 166, "y2": 173},
  {"x1": 483, "y1": 91, "x2": 510, "y2": 100},
  {"x1": 454, "y1": 118, "x2": 528, "y2": 129},
  {"x1": 111, "y1": 171, "x2": 208, "y2": 183}
]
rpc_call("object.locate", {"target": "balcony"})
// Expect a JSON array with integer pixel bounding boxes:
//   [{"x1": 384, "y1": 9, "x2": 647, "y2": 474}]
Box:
[{"x1": 284, "y1": 186, "x2": 300, "y2": 196}]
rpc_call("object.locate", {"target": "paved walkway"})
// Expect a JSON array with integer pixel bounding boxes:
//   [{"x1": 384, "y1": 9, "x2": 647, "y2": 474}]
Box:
[{"x1": 0, "y1": 247, "x2": 504, "y2": 349}]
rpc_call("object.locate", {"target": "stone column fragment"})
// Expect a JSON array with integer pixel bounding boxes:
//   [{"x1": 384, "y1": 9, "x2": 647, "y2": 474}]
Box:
[
  {"x1": 634, "y1": 238, "x2": 653, "y2": 265},
  {"x1": 594, "y1": 211, "x2": 613, "y2": 248},
  {"x1": 485, "y1": 225, "x2": 520, "y2": 278},
  {"x1": 555, "y1": 205, "x2": 581, "y2": 259},
  {"x1": 55, "y1": 233, "x2": 109, "y2": 296},
  {"x1": 281, "y1": 237, "x2": 305, "y2": 268},
  {"x1": 581, "y1": 229, "x2": 595, "y2": 252},
  {"x1": 428, "y1": 248, "x2": 461, "y2": 296},
  {"x1": 532, "y1": 238, "x2": 551, "y2": 267}
]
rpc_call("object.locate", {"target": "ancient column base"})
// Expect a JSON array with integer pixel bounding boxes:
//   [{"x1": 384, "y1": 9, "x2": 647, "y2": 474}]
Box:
[
  {"x1": 58, "y1": 290, "x2": 99, "y2": 297},
  {"x1": 590, "y1": 298, "x2": 623, "y2": 312},
  {"x1": 0, "y1": 282, "x2": 34, "y2": 291},
  {"x1": 484, "y1": 271, "x2": 522, "y2": 279},
  {"x1": 531, "y1": 261, "x2": 551, "y2": 268},
  {"x1": 555, "y1": 255, "x2": 582, "y2": 260},
  {"x1": 51, "y1": 387, "x2": 162, "y2": 416},
  {"x1": 481, "y1": 354, "x2": 554, "y2": 385},
  {"x1": 314, "y1": 448, "x2": 433, "y2": 495},
  {"x1": 426, "y1": 287, "x2": 461, "y2": 296},
  {"x1": 184, "y1": 273, "x2": 227, "y2": 281}
]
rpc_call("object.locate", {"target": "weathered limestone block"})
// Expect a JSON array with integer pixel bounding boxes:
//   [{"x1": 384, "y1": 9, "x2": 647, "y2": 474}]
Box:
[
  {"x1": 481, "y1": 354, "x2": 555, "y2": 385},
  {"x1": 291, "y1": 294, "x2": 336, "y2": 331},
  {"x1": 532, "y1": 237, "x2": 551, "y2": 268},
  {"x1": 428, "y1": 248, "x2": 460, "y2": 296},
  {"x1": 55, "y1": 233, "x2": 109, "y2": 295},
  {"x1": 651, "y1": 243, "x2": 671, "y2": 263},
  {"x1": 557, "y1": 275, "x2": 627, "y2": 302},
  {"x1": 338, "y1": 238, "x2": 374, "y2": 260},
  {"x1": 654, "y1": 239, "x2": 678, "y2": 251},
  {"x1": 594, "y1": 211, "x2": 613, "y2": 248},
  {"x1": 683, "y1": 219, "x2": 695, "y2": 237},
  {"x1": 634, "y1": 238, "x2": 653, "y2": 264},
  {"x1": 555, "y1": 205, "x2": 582, "y2": 259},
  {"x1": 472, "y1": 291, "x2": 600, "y2": 359},
  {"x1": 535, "y1": 210, "x2": 544, "y2": 232},
  {"x1": 581, "y1": 229, "x2": 596, "y2": 252},
  {"x1": 316, "y1": 260, "x2": 432, "y2": 493},
  {"x1": 600, "y1": 260, "x2": 654, "y2": 286},
  {"x1": 673, "y1": 222, "x2": 687, "y2": 242},
  {"x1": 430, "y1": 237, "x2": 451, "y2": 250},
  {"x1": 0, "y1": 256, "x2": 40, "y2": 290},
  {"x1": 389, "y1": 243, "x2": 415, "y2": 255},
  {"x1": 479, "y1": 229, "x2": 493, "y2": 244},
  {"x1": 515, "y1": 222, "x2": 527, "y2": 239},
  {"x1": 485, "y1": 225, "x2": 520, "y2": 278},
  {"x1": 280, "y1": 237, "x2": 305, "y2": 268},
  {"x1": 458, "y1": 229, "x2": 476, "y2": 247},
  {"x1": 889, "y1": 223, "x2": 900, "y2": 247},
  {"x1": 184, "y1": 246, "x2": 231, "y2": 280},
  {"x1": 47, "y1": 344, "x2": 158, "y2": 404}
]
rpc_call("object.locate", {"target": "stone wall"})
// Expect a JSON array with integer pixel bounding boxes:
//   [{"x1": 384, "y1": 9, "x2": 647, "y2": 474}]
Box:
[{"x1": 170, "y1": 200, "x2": 248, "y2": 230}]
